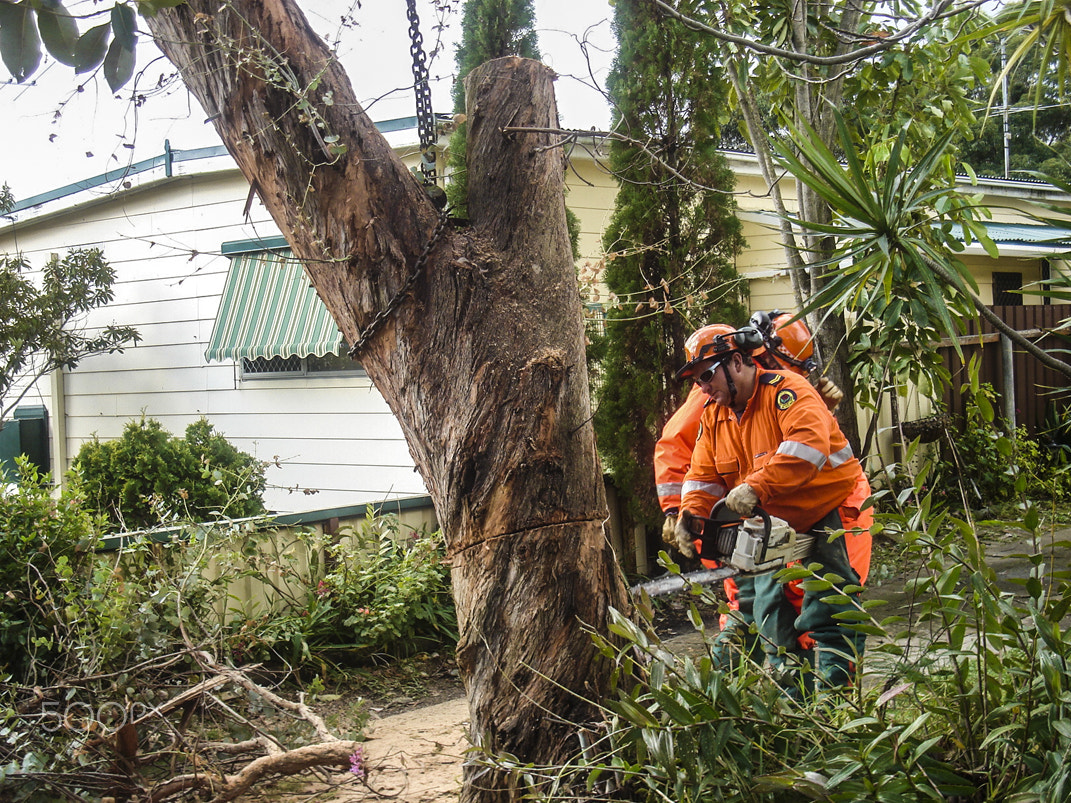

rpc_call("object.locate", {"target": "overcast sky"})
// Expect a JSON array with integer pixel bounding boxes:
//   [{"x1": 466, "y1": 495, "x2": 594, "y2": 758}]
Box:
[{"x1": 1, "y1": 0, "x2": 616, "y2": 201}]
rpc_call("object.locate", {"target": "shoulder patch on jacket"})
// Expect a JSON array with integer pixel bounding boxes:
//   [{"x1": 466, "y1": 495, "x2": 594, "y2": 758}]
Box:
[
  {"x1": 761, "y1": 373, "x2": 785, "y2": 386},
  {"x1": 775, "y1": 388, "x2": 797, "y2": 411}
]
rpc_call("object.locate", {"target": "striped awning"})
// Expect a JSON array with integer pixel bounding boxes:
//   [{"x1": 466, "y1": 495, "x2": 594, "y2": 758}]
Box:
[{"x1": 205, "y1": 248, "x2": 343, "y2": 362}]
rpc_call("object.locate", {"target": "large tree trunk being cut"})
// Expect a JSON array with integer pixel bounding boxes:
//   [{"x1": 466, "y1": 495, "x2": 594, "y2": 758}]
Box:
[{"x1": 143, "y1": 3, "x2": 629, "y2": 801}]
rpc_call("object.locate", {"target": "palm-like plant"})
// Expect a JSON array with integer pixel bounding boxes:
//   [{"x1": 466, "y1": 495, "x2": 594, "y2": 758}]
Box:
[
  {"x1": 992, "y1": 0, "x2": 1071, "y2": 110},
  {"x1": 772, "y1": 111, "x2": 1071, "y2": 393}
]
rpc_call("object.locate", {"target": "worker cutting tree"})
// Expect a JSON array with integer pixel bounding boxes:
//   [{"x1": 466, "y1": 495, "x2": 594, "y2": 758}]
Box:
[{"x1": 654, "y1": 312, "x2": 872, "y2": 693}]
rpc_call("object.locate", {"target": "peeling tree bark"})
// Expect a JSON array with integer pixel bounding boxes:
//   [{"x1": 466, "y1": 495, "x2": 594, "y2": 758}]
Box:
[{"x1": 143, "y1": 4, "x2": 629, "y2": 801}]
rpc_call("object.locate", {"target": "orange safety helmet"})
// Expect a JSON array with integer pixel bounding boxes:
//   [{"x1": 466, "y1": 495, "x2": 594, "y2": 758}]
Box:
[
  {"x1": 750, "y1": 310, "x2": 817, "y2": 374},
  {"x1": 676, "y1": 323, "x2": 766, "y2": 379}
]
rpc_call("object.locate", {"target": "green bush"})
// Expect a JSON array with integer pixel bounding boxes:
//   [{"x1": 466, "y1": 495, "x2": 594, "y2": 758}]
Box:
[
  {"x1": 933, "y1": 384, "x2": 1071, "y2": 511},
  {"x1": 0, "y1": 457, "x2": 104, "y2": 682},
  {"x1": 73, "y1": 416, "x2": 267, "y2": 530},
  {"x1": 321, "y1": 517, "x2": 457, "y2": 656}
]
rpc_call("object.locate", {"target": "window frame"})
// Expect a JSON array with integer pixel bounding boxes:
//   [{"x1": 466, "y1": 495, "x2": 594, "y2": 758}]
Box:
[{"x1": 239, "y1": 351, "x2": 365, "y2": 380}]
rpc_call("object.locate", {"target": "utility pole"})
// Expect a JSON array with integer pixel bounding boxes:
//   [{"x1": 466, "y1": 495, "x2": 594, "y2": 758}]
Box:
[{"x1": 1002, "y1": 39, "x2": 1011, "y2": 178}]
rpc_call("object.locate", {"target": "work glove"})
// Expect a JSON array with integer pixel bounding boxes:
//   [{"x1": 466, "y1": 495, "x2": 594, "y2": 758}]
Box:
[
  {"x1": 815, "y1": 376, "x2": 844, "y2": 410},
  {"x1": 673, "y1": 512, "x2": 698, "y2": 558},
  {"x1": 725, "y1": 483, "x2": 759, "y2": 517},
  {"x1": 661, "y1": 513, "x2": 679, "y2": 547}
]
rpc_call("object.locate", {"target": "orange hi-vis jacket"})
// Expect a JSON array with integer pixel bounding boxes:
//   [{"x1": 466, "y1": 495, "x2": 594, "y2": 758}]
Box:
[
  {"x1": 655, "y1": 384, "x2": 709, "y2": 513},
  {"x1": 682, "y1": 368, "x2": 863, "y2": 534}
]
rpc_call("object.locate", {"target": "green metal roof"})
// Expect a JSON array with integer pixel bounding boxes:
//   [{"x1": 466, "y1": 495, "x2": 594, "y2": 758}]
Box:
[
  {"x1": 983, "y1": 222, "x2": 1071, "y2": 246},
  {"x1": 205, "y1": 248, "x2": 343, "y2": 362},
  {"x1": 948, "y1": 221, "x2": 1071, "y2": 249}
]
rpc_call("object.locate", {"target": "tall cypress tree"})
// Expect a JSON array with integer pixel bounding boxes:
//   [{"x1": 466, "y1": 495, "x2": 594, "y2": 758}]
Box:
[
  {"x1": 593, "y1": 0, "x2": 746, "y2": 537},
  {"x1": 448, "y1": 0, "x2": 540, "y2": 215}
]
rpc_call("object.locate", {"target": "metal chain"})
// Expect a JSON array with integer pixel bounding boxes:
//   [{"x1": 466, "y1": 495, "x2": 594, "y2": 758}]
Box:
[
  {"x1": 406, "y1": 0, "x2": 438, "y2": 184},
  {"x1": 348, "y1": 206, "x2": 452, "y2": 357},
  {"x1": 348, "y1": 4, "x2": 448, "y2": 358}
]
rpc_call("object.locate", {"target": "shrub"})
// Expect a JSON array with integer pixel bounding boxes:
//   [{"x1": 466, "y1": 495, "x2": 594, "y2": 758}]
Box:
[
  {"x1": 225, "y1": 514, "x2": 457, "y2": 666},
  {"x1": 0, "y1": 457, "x2": 104, "y2": 682},
  {"x1": 73, "y1": 416, "x2": 267, "y2": 530},
  {"x1": 320, "y1": 516, "x2": 457, "y2": 656},
  {"x1": 933, "y1": 384, "x2": 1071, "y2": 511}
]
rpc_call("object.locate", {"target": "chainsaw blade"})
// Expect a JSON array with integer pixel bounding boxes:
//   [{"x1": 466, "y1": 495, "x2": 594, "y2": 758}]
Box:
[{"x1": 629, "y1": 566, "x2": 738, "y2": 599}]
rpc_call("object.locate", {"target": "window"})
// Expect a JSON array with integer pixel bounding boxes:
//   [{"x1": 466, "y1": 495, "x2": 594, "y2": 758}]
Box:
[
  {"x1": 240, "y1": 349, "x2": 363, "y2": 379},
  {"x1": 207, "y1": 238, "x2": 355, "y2": 375},
  {"x1": 584, "y1": 303, "x2": 607, "y2": 338},
  {"x1": 992, "y1": 272, "x2": 1023, "y2": 306}
]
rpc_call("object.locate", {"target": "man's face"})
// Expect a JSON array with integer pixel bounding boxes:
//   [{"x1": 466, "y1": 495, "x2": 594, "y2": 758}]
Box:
[{"x1": 694, "y1": 356, "x2": 734, "y2": 407}]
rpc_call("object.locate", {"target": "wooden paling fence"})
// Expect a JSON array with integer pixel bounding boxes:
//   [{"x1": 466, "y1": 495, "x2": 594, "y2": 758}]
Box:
[{"x1": 936, "y1": 304, "x2": 1071, "y2": 436}]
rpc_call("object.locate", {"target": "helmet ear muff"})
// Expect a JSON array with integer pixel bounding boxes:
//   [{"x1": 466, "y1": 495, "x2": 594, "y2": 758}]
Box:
[
  {"x1": 734, "y1": 326, "x2": 764, "y2": 353},
  {"x1": 749, "y1": 311, "x2": 772, "y2": 335}
]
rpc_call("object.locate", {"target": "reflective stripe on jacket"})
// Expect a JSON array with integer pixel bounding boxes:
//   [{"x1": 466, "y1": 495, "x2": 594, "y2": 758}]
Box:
[
  {"x1": 682, "y1": 368, "x2": 863, "y2": 533},
  {"x1": 653, "y1": 384, "x2": 712, "y2": 513}
]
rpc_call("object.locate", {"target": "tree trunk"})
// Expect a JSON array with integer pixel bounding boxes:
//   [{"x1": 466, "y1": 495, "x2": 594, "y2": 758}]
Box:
[
  {"x1": 143, "y1": 4, "x2": 629, "y2": 801},
  {"x1": 788, "y1": 3, "x2": 864, "y2": 456}
]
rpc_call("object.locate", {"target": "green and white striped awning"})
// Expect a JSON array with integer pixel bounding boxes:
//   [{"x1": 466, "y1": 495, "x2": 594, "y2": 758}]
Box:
[{"x1": 205, "y1": 243, "x2": 343, "y2": 362}]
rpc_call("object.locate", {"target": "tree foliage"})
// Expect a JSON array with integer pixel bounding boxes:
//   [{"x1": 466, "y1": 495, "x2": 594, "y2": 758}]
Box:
[
  {"x1": 591, "y1": 0, "x2": 745, "y2": 527},
  {"x1": 772, "y1": 114, "x2": 992, "y2": 412},
  {"x1": 956, "y1": 33, "x2": 1071, "y2": 182},
  {"x1": 0, "y1": 0, "x2": 180, "y2": 91},
  {"x1": 452, "y1": 0, "x2": 539, "y2": 110},
  {"x1": 0, "y1": 200, "x2": 140, "y2": 422},
  {"x1": 655, "y1": 0, "x2": 1001, "y2": 443},
  {"x1": 994, "y1": 0, "x2": 1071, "y2": 107}
]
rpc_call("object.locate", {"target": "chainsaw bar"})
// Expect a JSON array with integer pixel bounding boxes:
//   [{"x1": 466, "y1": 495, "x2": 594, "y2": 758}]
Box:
[
  {"x1": 629, "y1": 502, "x2": 816, "y2": 599},
  {"x1": 629, "y1": 566, "x2": 738, "y2": 599}
]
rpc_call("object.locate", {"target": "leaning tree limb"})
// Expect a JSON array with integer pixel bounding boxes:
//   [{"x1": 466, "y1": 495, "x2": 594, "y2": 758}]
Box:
[
  {"x1": 922, "y1": 253, "x2": 1071, "y2": 379},
  {"x1": 142, "y1": 4, "x2": 630, "y2": 800}
]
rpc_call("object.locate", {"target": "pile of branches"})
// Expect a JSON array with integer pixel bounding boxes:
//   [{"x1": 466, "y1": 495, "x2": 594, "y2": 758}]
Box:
[{"x1": 2, "y1": 649, "x2": 366, "y2": 802}]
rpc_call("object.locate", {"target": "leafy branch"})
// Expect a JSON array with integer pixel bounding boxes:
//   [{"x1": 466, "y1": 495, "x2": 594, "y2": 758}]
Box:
[{"x1": 0, "y1": 0, "x2": 182, "y2": 91}]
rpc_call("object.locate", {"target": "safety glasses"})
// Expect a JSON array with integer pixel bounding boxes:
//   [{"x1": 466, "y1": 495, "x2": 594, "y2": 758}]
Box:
[
  {"x1": 695, "y1": 355, "x2": 734, "y2": 383},
  {"x1": 697, "y1": 364, "x2": 720, "y2": 384}
]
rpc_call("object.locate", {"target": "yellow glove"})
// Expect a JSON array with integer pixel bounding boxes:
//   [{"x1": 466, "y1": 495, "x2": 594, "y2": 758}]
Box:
[
  {"x1": 815, "y1": 376, "x2": 844, "y2": 410},
  {"x1": 673, "y1": 512, "x2": 698, "y2": 558},
  {"x1": 661, "y1": 514, "x2": 678, "y2": 547},
  {"x1": 725, "y1": 483, "x2": 759, "y2": 517}
]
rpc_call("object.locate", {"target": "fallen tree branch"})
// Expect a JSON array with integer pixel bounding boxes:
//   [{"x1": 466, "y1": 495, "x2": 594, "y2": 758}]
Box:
[
  {"x1": 190, "y1": 651, "x2": 338, "y2": 743},
  {"x1": 147, "y1": 741, "x2": 364, "y2": 803}
]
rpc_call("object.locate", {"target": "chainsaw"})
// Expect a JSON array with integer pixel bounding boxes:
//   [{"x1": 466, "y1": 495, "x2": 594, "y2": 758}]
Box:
[{"x1": 629, "y1": 500, "x2": 815, "y2": 598}]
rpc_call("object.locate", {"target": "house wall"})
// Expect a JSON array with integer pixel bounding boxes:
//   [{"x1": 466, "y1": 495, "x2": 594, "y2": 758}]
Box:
[{"x1": 2, "y1": 162, "x2": 426, "y2": 514}]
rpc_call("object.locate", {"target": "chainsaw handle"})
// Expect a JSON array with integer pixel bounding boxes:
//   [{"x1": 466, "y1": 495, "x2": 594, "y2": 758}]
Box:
[
  {"x1": 682, "y1": 500, "x2": 771, "y2": 539},
  {"x1": 709, "y1": 498, "x2": 771, "y2": 534}
]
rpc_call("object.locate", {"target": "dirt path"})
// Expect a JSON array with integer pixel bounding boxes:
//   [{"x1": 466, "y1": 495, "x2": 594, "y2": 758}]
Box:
[
  {"x1": 349, "y1": 698, "x2": 469, "y2": 802},
  {"x1": 240, "y1": 695, "x2": 469, "y2": 802}
]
